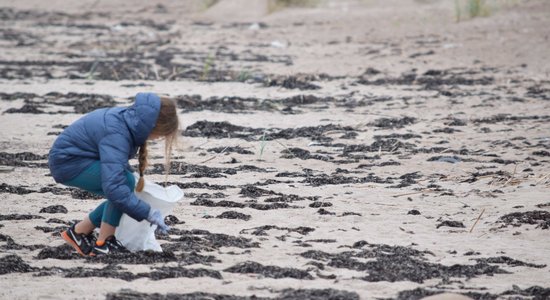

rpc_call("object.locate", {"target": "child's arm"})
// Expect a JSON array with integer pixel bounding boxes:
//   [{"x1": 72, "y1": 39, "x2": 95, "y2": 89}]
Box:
[{"x1": 99, "y1": 133, "x2": 151, "y2": 221}]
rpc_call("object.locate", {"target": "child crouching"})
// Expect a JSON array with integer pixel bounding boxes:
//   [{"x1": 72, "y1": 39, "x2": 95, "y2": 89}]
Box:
[{"x1": 48, "y1": 92, "x2": 179, "y2": 255}]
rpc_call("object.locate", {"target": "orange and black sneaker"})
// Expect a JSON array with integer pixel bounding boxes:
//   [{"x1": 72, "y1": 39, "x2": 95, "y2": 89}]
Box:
[
  {"x1": 90, "y1": 235, "x2": 129, "y2": 256},
  {"x1": 61, "y1": 224, "x2": 96, "y2": 256}
]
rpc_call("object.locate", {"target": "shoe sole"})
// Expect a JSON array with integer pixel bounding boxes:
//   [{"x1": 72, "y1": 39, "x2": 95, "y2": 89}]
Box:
[{"x1": 61, "y1": 230, "x2": 87, "y2": 256}]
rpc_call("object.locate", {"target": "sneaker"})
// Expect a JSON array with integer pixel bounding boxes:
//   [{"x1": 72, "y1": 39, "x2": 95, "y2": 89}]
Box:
[
  {"x1": 90, "y1": 235, "x2": 129, "y2": 256},
  {"x1": 61, "y1": 224, "x2": 96, "y2": 256}
]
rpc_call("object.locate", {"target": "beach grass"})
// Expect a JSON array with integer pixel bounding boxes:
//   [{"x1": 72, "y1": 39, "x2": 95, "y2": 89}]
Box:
[
  {"x1": 454, "y1": 0, "x2": 521, "y2": 22},
  {"x1": 454, "y1": 0, "x2": 490, "y2": 22},
  {"x1": 268, "y1": 0, "x2": 321, "y2": 13},
  {"x1": 201, "y1": 0, "x2": 220, "y2": 10},
  {"x1": 258, "y1": 131, "x2": 267, "y2": 160},
  {"x1": 201, "y1": 53, "x2": 215, "y2": 81}
]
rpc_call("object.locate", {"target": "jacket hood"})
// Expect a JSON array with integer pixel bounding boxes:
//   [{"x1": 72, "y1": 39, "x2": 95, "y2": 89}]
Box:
[{"x1": 123, "y1": 92, "x2": 161, "y2": 146}]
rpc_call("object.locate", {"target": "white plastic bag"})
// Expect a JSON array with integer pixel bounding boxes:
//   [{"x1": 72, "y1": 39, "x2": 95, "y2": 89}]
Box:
[{"x1": 115, "y1": 178, "x2": 184, "y2": 252}]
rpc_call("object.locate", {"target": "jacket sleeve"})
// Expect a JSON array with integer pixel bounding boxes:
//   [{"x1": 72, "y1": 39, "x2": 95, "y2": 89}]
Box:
[{"x1": 99, "y1": 133, "x2": 151, "y2": 221}]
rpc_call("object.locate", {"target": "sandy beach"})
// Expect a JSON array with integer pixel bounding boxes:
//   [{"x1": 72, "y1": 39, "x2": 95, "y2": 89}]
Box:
[{"x1": 0, "y1": 0, "x2": 549, "y2": 299}]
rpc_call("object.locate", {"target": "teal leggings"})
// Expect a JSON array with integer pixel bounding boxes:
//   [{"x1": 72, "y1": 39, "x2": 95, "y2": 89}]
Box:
[{"x1": 64, "y1": 161, "x2": 135, "y2": 227}]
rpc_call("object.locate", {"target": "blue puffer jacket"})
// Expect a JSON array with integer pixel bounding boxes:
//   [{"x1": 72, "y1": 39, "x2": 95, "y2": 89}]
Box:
[{"x1": 48, "y1": 92, "x2": 161, "y2": 221}]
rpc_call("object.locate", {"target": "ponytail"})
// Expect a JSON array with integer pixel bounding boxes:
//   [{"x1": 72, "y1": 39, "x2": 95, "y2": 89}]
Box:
[
  {"x1": 136, "y1": 143, "x2": 148, "y2": 192},
  {"x1": 135, "y1": 96, "x2": 179, "y2": 192}
]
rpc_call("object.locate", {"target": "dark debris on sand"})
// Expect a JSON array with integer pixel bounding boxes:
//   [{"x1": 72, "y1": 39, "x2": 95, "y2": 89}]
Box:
[
  {"x1": 248, "y1": 202, "x2": 294, "y2": 210},
  {"x1": 0, "y1": 213, "x2": 44, "y2": 220},
  {"x1": 86, "y1": 250, "x2": 178, "y2": 265},
  {"x1": 472, "y1": 114, "x2": 549, "y2": 125},
  {"x1": 36, "y1": 254, "x2": 221, "y2": 281},
  {"x1": 106, "y1": 288, "x2": 360, "y2": 300},
  {"x1": 500, "y1": 285, "x2": 550, "y2": 300},
  {"x1": 41, "y1": 92, "x2": 116, "y2": 114},
  {"x1": 216, "y1": 211, "x2": 251, "y2": 221},
  {"x1": 208, "y1": 146, "x2": 254, "y2": 155},
  {"x1": 37, "y1": 245, "x2": 208, "y2": 266},
  {"x1": 192, "y1": 187, "x2": 307, "y2": 211},
  {"x1": 164, "y1": 229, "x2": 260, "y2": 252},
  {"x1": 183, "y1": 121, "x2": 263, "y2": 140},
  {"x1": 106, "y1": 289, "x2": 266, "y2": 300},
  {"x1": 436, "y1": 220, "x2": 466, "y2": 229},
  {"x1": 175, "y1": 94, "x2": 335, "y2": 114},
  {"x1": 340, "y1": 139, "x2": 417, "y2": 156},
  {"x1": 36, "y1": 244, "x2": 81, "y2": 260},
  {"x1": 191, "y1": 198, "x2": 246, "y2": 208},
  {"x1": 207, "y1": 185, "x2": 316, "y2": 206},
  {"x1": 280, "y1": 148, "x2": 334, "y2": 161},
  {"x1": 149, "y1": 162, "x2": 239, "y2": 178},
  {"x1": 37, "y1": 265, "x2": 137, "y2": 281},
  {"x1": 302, "y1": 173, "x2": 391, "y2": 187},
  {"x1": 183, "y1": 121, "x2": 357, "y2": 143},
  {"x1": 168, "y1": 181, "x2": 234, "y2": 191},
  {"x1": 0, "y1": 151, "x2": 48, "y2": 167},
  {"x1": 368, "y1": 116, "x2": 417, "y2": 129},
  {"x1": 0, "y1": 183, "x2": 101, "y2": 200},
  {"x1": 34, "y1": 225, "x2": 66, "y2": 235},
  {"x1": 224, "y1": 261, "x2": 313, "y2": 279},
  {"x1": 266, "y1": 74, "x2": 321, "y2": 90},
  {"x1": 357, "y1": 69, "x2": 494, "y2": 90},
  {"x1": 277, "y1": 288, "x2": 359, "y2": 300},
  {"x1": 239, "y1": 185, "x2": 277, "y2": 198},
  {"x1": 395, "y1": 285, "x2": 550, "y2": 300},
  {"x1": 0, "y1": 254, "x2": 36, "y2": 275},
  {"x1": 498, "y1": 211, "x2": 550, "y2": 229},
  {"x1": 150, "y1": 162, "x2": 268, "y2": 179},
  {"x1": 0, "y1": 233, "x2": 44, "y2": 251},
  {"x1": 144, "y1": 266, "x2": 222, "y2": 280},
  {"x1": 0, "y1": 183, "x2": 34, "y2": 195},
  {"x1": 2, "y1": 92, "x2": 116, "y2": 114},
  {"x1": 393, "y1": 287, "x2": 498, "y2": 300},
  {"x1": 39, "y1": 205, "x2": 68, "y2": 214},
  {"x1": 164, "y1": 214, "x2": 185, "y2": 226},
  {"x1": 300, "y1": 241, "x2": 511, "y2": 283},
  {"x1": 474, "y1": 256, "x2": 546, "y2": 269},
  {"x1": 240, "y1": 225, "x2": 315, "y2": 236},
  {"x1": 168, "y1": 251, "x2": 221, "y2": 266}
]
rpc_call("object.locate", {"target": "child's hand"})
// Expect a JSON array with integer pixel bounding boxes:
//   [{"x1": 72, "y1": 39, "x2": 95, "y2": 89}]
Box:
[{"x1": 146, "y1": 209, "x2": 170, "y2": 234}]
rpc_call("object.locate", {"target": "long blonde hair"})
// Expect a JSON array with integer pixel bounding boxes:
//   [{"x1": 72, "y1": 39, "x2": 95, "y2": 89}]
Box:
[{"x1": 136, "y1": 97, "x2": 179, "y2": 192}]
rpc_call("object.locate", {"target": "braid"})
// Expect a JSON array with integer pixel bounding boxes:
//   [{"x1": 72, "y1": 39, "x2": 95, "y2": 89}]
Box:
[
  {"x1": 134, "y1": 96, "x2": 178, "y2": 191},
  {"x1": 136, "y1": 143, "x2": 148, "y2": 192}
]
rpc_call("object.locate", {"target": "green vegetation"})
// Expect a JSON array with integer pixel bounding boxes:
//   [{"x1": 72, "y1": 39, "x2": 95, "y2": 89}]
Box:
[
  {"x1": 454, "y1": 0, "x2": 462, "y2": 22},
  {"x1": 237, "y1": 70, "x2": 251, "y2": 82},
  {"x1": 467, "y1": 0, "x2": 488, "y2": 18},
  {"x1": 201, "y1": 0, "x2": 220, "y2": 10},
  {"x1": 86, "y1": 61, "x2": 99, "y2": 80},
  {"x1": 268, "y1": 0, "x2": 321, "y2": 13},
  {"x1": 200, "y1": 53, "x2": 214, "y2": 81},
  {"x1": 258, "y1": 131, "x2": 267, "y2": 160},
  {"x1": 454, "y1": 0, "x2": 521, "y2": 22},
  {"x1": 454, "y1": 0, "x2": 490, "y2": 22}
]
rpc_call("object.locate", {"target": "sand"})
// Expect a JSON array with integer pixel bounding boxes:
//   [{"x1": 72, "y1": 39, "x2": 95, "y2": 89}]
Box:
[{"x1": 0, "y1": 0, "x2": 549, "y2": 299}]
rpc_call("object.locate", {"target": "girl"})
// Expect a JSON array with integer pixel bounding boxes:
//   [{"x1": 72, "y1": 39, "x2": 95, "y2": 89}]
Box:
[{"x1": 48, "y1": 92, "x2": 179, "y2": 256}]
